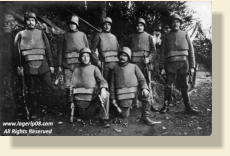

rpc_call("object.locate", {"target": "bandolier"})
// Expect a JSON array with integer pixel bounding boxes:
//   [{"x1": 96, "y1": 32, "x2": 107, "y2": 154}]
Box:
[{"x1": 91, "y1": 17, "x2": 119, "y2": 81}]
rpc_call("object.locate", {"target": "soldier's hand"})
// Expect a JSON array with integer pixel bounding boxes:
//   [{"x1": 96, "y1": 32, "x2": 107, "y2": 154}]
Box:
[
  {"x1": 17, "y1": 66, "x2": 24, "y2": 76},
  {"x1": 142, "y1": 89, "x2": 150, "y2": 98},
  {"x1": 161, "y1": 69, "x2": 166, "y2": 75},
  {"x1": 190, "y1": 68, "x2": 195, "y2": 74},
  {"x1": 58, "y1": 66, "x2": 62, "y2": 72},
  {"x1": 100, "y1": 88, "x2": 107, "y2": 102},
  {"x1": 50, "y1": 67, "x2": 55, "y2": 74},
  {"x1": 112, "y1": 99, "x2": 117, "y2": 105},
  {"x1": 144, "y1": 57, "x2": 150, "y2": 64}
]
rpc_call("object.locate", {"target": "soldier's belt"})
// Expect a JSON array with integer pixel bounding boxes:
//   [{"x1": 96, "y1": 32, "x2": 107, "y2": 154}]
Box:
[
  {"x1": 73, "y1": 88, "x2": 95, "y2": 94},
  {"x1": 167, "y1": 56, "x2": 188, "y2": 62},
  {"x1": 22, "y1": 49, "x2": 45, "y2": 56},
  {"x1": 116, "y1": 93, "x2": 136, "y2": 100},
  {"x1": 64, "y1": 51, "x2": 79, "y2": 58},
  {"x1": 74, "y1": 94, "x2": 93, "y2": 101},
  {"x1": 167, "y1": 50, "x2": 188, "y2": 57}
]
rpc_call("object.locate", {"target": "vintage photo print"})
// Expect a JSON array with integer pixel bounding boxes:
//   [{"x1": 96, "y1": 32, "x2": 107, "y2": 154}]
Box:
[{"x1": 0, "y1": 1, "x2": 212, "y2": 136}]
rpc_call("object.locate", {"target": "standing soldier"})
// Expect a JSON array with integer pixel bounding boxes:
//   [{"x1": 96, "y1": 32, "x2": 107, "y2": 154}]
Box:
[
  {"x1": 110, "y1": 47, "x2": 156, "y2": 126},
  {"x1": 91, "y1": 17, "x2": 119, "y2": 82},
  {"x1": 58, "y1": 15, "x2": 89, "y2": 103},
  {"x1": 159, "y1": 14, "x2": 198, "y2": 114},
  {"x1": 126, "y1": 18, "x2": 156, "y2": 77},
  {"x1": 14, "y1": 11, "x2": 54, "y2": 118},
  {"x1": 71, "y1": 48, "x2": 110, "y2": 127}
]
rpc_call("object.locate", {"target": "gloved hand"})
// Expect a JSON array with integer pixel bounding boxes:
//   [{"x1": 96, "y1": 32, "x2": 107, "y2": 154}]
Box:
[
  {"x1": 142, "y1": 88, "x2": 149, "y2": 98},
  {"x1": 161, "y1": 69, "x2": 166, "y2": 75},
  {"x1": 190, "y1": 68, "x2": 195, "y2": 74},
  {"x1": 17, "y1": 66, "x2": 24, "y2": 76}
]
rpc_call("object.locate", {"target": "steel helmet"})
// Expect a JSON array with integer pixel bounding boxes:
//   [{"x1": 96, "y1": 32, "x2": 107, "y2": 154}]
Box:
[
  {"x1": 24, "y1": 11, "x2": 37, "y2": 23},
  {"x1": 171, "y1": 14, "x2": 182, "y2": 22},
  {"x1": 69, "y1": 15, "x2": 79, "y2": 26},
  {"x1": 137, "y1": 18, "x2": 146, "y2": 25},
  {"x1": 103, "y1": 17, "x2": 112, "y2": 25},
  {"x1": 79, "y1": 48, "x2": 92, "y2": 61},
  {"x1": 119, "y1": 47, "x2": 132, "y2": 60}
]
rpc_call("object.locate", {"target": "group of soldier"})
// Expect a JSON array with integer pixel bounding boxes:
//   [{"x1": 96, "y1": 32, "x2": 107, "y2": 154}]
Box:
[{"x1": 10, "y1": 11, "x2": 199, "y2": 128}]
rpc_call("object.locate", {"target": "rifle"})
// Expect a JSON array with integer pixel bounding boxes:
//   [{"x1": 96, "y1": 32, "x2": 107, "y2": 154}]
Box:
[
  {"x1": 17, "y1": 42, "x2": 30, "y2": 120},
  {"x1": 69, "y1": 86, "x2": 75, "y2": 123},
  {"x1": 98, "y1": 94, "x2": 109, "y2": 119},
  {"x1": 143, "y1": 53, "x2": 154, "y2": 105}
]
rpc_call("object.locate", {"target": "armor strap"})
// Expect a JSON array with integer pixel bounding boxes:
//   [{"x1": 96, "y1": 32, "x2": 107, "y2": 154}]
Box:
[
  {"x1": 167, "y1": 56, "x2": 188, "y2": 62},
  {"x1": 167, "y1": 50, "x2": 188, "y2": 58},
  {"x1": 25, "y1": 55, "x2": 44, "y2": 61},
  {"x1": 131, "y1": 51, "x2": 150, "y2": 63},
  {"x1": 116, "y1": 87, "x2": 137, "y2": 100},
  {"x1": 73, "y1": 88, "x2": 95, "y2": 101},
  {"x1": 73, "y1": 88, "x2": 95, "y2": 94},
  {"x1": 102, "y1": 50, "x2": 118, "y2": 62},
  {"x1": 64, "y1": 52, "x2": 79, "y2": 58},
  {"x1": 22, "y1": 49, "x2": 45, "y2": 56}
]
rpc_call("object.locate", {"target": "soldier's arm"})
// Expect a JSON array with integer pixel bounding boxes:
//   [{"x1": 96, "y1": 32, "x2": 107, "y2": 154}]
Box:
[
  {"x1": 135, "y1": 65, "x2": 149, "y2": 90},
  {"x1": 13, "y1": 32, "x2": 21, "y2": 67},
  {"x1": 90, "y1": 33, "x2": 101, "y2": 65},
  {"x1": 159, "y1": 35, "x2": 166, "y2": 70},
  {"x1": 149, "y1": 35, "x2": 157, "y2": 63},
  {"x1": 186, "y1": 32, "x2": 196, "y2": 68},
  {"x1": 94, "y1": 66, "x2": 108, "y2": 89},
  {"x1": 110, "y1": 69, "x2": 116, "y2": 99},
  {"x1": 42, "y1": 31, "x2": 54, "y2": 67},
  {"x1": 57, "y1": 34, "x2": 65, "y2": 67}
]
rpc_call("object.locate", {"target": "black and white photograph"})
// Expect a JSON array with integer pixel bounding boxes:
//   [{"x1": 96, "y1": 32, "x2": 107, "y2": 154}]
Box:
[{"x1": 0, "y1": 1, "x2": 212, "y2": 136}]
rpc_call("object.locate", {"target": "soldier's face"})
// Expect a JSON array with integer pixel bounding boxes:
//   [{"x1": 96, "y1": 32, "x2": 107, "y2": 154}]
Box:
[
  {"x1": 81, "y1": 53, "x2": 90, "y2": 65},
  {"x1": 119, "y1": 53, "x2": 129, "y2": 63},
  {"x1": 136, "y1": 23, "x2": 144, "y2": 33},
  {"x1": 69, "y1": 23, "x2": 77, "y2": 31},
  {"x1": 172, "y1": 19, "x2": 181, "y2": 30},
  {"x1": 26, "y1": 18, "x2": 36, "y2": 29},
  {"x1": 103, "y1": 22, "x2": 111, "y2": 32}
]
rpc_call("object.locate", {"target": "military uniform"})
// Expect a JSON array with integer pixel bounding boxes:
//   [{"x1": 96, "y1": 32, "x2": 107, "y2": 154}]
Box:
[
  {"x1": 91, "y1": 17, "x2": 119, "y2": 81},
  {"x1": 160, "y1": 14, "x2": 197, "y2": 113},
  {"x1": 110, "y1": 47, "x2": 155, "y2": 125},
  {"x1": 58, "y1": 15, "x2": 89, "y2": 88},
  {"x1": 126, "y1": 18, "x2": 156, "y2": 77},
  {"x1": 14, "y1": 12, "x2": 54, "y2": 116},
  {"x1": 71, "y1": 48, "x2": 109, "y2": 121}
]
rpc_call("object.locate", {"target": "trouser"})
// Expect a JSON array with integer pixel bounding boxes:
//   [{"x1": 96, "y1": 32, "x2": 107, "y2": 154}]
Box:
[
  {"x1": 24, "y1": 72, "x2": 53, "y2": 115},
  {"x1": 74, "y1": 92, "x2": 110, "y2": 120},
  {"x1": 103, "y1": 62, "x2": 118, "y2": 83},
  {"x1": 165, "y1": 60, "x2": 189, "y2": 104},
  {"x1": 117, "y1": 95, "x2": 151, "y2": 118}
]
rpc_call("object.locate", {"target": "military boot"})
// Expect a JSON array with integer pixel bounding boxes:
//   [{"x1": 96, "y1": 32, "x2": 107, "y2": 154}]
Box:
[
  {"x1": 141, "y1": 102, "x2": 155, "y2": 126},
  {"x1": 181, "y1": 89, "x2": 199, "y2": 115},
  {"x1": 160, "y1": 86, "x2": 171, "y2": 113},
  {"x1": 159, "y1": 100, "x2": 169, "y2": 113}
]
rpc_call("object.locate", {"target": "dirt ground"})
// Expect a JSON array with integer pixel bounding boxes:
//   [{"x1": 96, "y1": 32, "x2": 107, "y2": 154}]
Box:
[{"x1": 0, "y1": 70, "x2": 212, "y2": 136}]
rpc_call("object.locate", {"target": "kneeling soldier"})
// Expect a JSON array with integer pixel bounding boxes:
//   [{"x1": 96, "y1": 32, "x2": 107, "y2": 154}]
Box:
[
  {"x1": 110, "y1": 47, "x2": 156, "y2": 126},
  {"x1": 70, "y1": 48, "x2": 110, "y2": 127}
]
